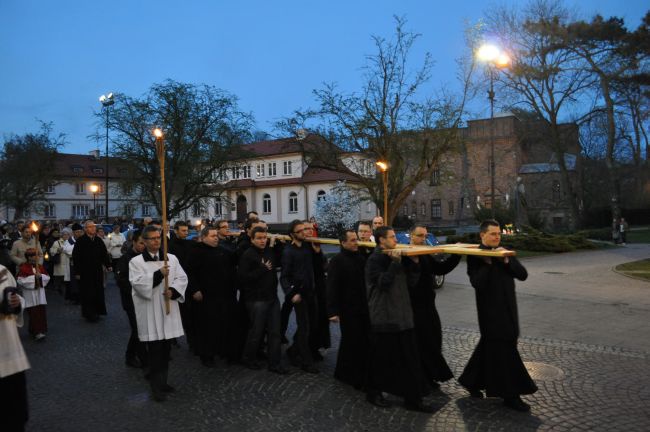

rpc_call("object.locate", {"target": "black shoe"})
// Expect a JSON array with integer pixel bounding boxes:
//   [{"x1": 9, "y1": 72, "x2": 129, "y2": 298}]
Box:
[
  {"x1": 162, "y1": 384, "x2": 175, "y2": 393},
  {"x1": 243, "y1": 361, "x2": 262, "y2": 370},
  {"x1": 467, "y1": 388, "x2": 484, "y2": 399},
  {"x1": 268, "y1": 365, "x2": 290, "y2": 375},
  {"x1": 201, "y1": 358, "x2": 216, "y2": 368},
  {"x1": 125, "y1": 357, "x2": 143, "y2": 368},
  {"x1": 366, "y1": 393, "x2": 391, "y2": 408},
  {"x1": 287, "y1": 350, "x2": 302, "y2": 367},
  {"x1": 404, "y1": 401, "x2": 436, "y2": 413},
  {"x1": 301, "y1": 364, "x2": 319, "y2": 374},
  {"x1": 503, "y1": 396, "x2": 530, "y2": 412}
]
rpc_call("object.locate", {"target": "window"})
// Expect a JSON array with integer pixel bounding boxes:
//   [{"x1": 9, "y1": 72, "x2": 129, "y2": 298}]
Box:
[
  {"x1": 192, "y1": 203, "x2": 202, "y2": 217},
  {"x1": 430, "y1": 199, "x2": 442, "y2": 219},
  {"x1": 122, "y1": 185, "x2": 133, "y2": 195},
  {"x1": 288, "y1": 192, "x2": 298, "y2": 213},
  {"x1": 231, "y1": 167, "x2": 240, "y2": 179},
  {"x1": 96, "y1": 204, "x2": 105, "y2": 217},
  {"x1": 552, "y1": 180, "x2": 561, "y2": 203},
  {"x1": 256, "y1": 164, "x2": 265, "y2": 178},
  {"x1": 448, "y1": 201, "x2": 455, "y2": 216},
  {"x1": 430, "y1": 169, "x2": 440, "y2": 186},
  {"x1": 44, "y1": 204, "x2": 56, "y2": 218},
  {"x1": 97, "y1": 184, "x2": 105, "y2": 194},
  {"x1": 283, "y1": 161, "x2": 292, "y2": 175},
  {"x1": 124, "y1": 205, "x2": 134, "y2": 216},
  {"x1": 72, "y1": 166, "x2": 83, "y2": 174},
  {"x1": 242, "y1": 166, "x2": 251, "y2": 179},
  {"x1": 92, "y1": 168, "x2": 104, "y2": 174},
  {"x1": 268, "y1": 162, "x2": 277, "y2": 177},
  {"x1": 420, "y1": 203, "x2": 426, "y2": 216},
  {"x1": 75, "y1": 183, "x2": 86, "y2": 194},
  {"x1": 411, "y1": 201, "x2": 417, "y2": 216},
  {"x1": 317, "y1": 190, "x2": 326, "y2": 201},
  {"x1": 213, "y1": 168, "x2": 226, "y2": 182},
  {"x1": 263, "y1": 194, "x2": 272, "y2": 214},
  {"x1": 215, "y1": 198, "x2": 223, "y2": 216},
  {"x1": 72, "y1": 204, "x2": 89, "y2": 219},
  {"x1": 403, "y1": 205, "x2": 408, "y2": 216},
  {"x1": 46, "y1": 184, "x2": 55, "y2": 194},
  {"x1": 142, "y1": 205, "x2": 151, "y2": 217}
]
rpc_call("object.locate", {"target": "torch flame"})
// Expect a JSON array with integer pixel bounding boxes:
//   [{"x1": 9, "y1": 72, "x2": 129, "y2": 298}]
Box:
[{"x1": 30, "y1": 222, "x2": 39, "y2": 232}]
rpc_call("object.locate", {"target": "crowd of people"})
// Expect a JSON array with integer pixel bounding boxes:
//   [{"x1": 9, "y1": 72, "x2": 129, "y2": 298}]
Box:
[{"x1": 0, "y1": 212, "x2": 538, "y2": 431}]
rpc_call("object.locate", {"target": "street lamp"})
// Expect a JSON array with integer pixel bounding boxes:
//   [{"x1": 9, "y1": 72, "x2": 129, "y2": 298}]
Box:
[
  {"x1": 89, "y1": 184, "x2": 99, "y2": 219},
  {"x1": 99, "y1": 92, "x2": 115, "y2": 221},
  {"x1": 376, "y1": 160, "x2": 389, "y2": 224},
  {"x1": 477, "y1": 44, "x2": 510, "y2": 218}
]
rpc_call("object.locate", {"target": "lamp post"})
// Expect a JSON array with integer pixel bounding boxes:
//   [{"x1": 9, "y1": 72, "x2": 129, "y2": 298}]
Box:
[
  {"x1": 99, "y1": 92, "x2": 114, "y2": 221},
  {"x1": 376, "y1": 161, "x2": 389, "y2": 224},
  {"x1": 89, "y1": 184, "x2": 99, "y2": 219},
  {"x1": 477, "y1": 44, "x2": 510, "y2": 219}
]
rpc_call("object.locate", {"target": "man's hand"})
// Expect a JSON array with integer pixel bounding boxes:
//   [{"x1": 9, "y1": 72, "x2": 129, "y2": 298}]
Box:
[
  {"x1": 291, "y1": 293, "x2": 302, "y2": 304},
  {"x1": 159, "y1": 264, "x2": 170, "y2": 277},
  {"x1": 163, "y1": 289, "x2": 174, "y2": 299},
  {"x1": 262, "y1": 259, "x2": 273, "y2": 270},
  {"x1": 495, "y1": 247, "x2": 509, "y2": 264},
  {"x1": 8, "y1": 292, "x2": 20, "y2": 308},
  {"x1": 386, "y1": 249, "x2": 403, "y2": 261},
  {"x1": 311, "y1": 242, "x2": 321, "y2": 254},
  {"x1": 329, "y1": 315, "x2": 340, "y2": 323},
  {"x1": 269, "y1": 236, "x2": 276, "y2": 248},
  {"x1": 192, "y1": 291, "x2": 203, "y2": 302}
]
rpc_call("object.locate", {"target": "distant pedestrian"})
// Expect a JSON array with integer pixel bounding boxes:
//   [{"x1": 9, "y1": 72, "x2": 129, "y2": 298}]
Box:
[
  {"x1": 458, "y1": 219, "x2": 537, "y2": 412},
  {"x1": 49, "y1": 229, "x2": 71, "y2": 296},
  {"x1": 619, "y1": 218, "x2": 629, "y2": 245},
  {"x1": 107, "y1": 224, "x2": 125, "y2": 261},
  {"x1": 612, "y1": 218, "x2": 620, "y2": 244}
]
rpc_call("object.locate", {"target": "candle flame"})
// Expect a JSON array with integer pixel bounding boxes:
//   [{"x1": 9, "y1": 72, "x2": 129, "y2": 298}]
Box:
[{"x1": 30, "y1": 222, "x2": 39, "y2": 232}]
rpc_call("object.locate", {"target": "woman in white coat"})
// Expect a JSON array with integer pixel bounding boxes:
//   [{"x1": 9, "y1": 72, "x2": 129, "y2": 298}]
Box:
[{"x1": 49, "y1": 229, "x2": 71, "y2": 295}]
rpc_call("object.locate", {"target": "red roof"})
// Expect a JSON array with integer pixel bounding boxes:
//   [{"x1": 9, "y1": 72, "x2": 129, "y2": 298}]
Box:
[{"x1": 240, "y1": 134, "x2": 330, "y2": 158}]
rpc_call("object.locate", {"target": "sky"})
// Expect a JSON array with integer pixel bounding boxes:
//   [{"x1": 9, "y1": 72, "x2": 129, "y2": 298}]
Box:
[{"x1": 1, "y1": 0, "x2": 647, "y2": 154}]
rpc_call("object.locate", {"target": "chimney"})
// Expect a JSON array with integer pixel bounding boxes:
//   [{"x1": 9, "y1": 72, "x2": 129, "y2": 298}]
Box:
[{"x1": 89, "y1": 149, "x2": 100, "y2": 159}]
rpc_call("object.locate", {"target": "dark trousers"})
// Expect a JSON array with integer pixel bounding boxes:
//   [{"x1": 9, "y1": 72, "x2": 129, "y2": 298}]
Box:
[
  {"x1": 146, "y1": 339, "x2": 171, "y2": 394},
  {"x1": 287, "y1": 294, "x2": 317, "y2": 366},
  {"x1": 0, "y1": 371, "x2": 28, "y2": 432},
  {"x1": 124, "y1": 306, "x2": 147, "y2": 365},
  {"x1": 280, "y1": 296, "x2": 293, "y2": 338},
  {"x1": 243, "y1": 298, "x2": 281, "y2": 368},
  {"x1": 27, "y1": 305, "x2": 47, "y2": 335}
]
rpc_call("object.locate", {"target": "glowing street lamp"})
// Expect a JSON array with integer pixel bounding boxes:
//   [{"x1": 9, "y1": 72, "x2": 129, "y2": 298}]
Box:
[
  {"x1": 477, "y1": 44, "x2": 511, "y2": 218},
  {"x1": 376, "y1": 161, "x2": 389, "y2": 223},
  {"x1": 89, "y1": 184, "x2": 99, "y2": 217}
]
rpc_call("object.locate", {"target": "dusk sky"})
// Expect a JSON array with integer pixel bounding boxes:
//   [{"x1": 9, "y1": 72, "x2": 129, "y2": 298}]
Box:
[{"x1": 1, "y1": 0, "x2": 647, "y2": 154}]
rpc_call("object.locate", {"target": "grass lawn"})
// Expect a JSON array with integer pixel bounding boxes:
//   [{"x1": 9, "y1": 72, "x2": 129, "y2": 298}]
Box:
[
  {"x1": 615, "y1": 259, "x2": 650, "y2": 281},
  {"x1": 627, "y1": 227, "x2": 650, "y2": 243}
]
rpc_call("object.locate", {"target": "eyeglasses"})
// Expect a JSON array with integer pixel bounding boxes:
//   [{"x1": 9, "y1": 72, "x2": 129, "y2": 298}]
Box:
[{"x1": 144, "y1": 236, "x2": 161, "y2": 241}]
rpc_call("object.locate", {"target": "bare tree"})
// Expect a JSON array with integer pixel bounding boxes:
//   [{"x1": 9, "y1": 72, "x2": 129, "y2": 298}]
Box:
[
  {"x1": 94, "y1": 80, "x2": 253, "y2": 220},
  {"x1": 0, "y1": 122, "x2": 63, "y2": 220},
  {"x1": 278, "y1": 17, "x2": 471, "y2": 225}
]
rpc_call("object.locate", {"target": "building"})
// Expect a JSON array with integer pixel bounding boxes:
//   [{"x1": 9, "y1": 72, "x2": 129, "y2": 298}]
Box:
[{"x1": 405, "y1": 113, "x2": 582, "y2": 231}]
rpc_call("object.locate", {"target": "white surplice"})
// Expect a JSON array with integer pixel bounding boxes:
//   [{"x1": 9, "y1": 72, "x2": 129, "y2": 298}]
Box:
[{"x1": 0, "y1": 265, "x2": 30, "y2": 378}]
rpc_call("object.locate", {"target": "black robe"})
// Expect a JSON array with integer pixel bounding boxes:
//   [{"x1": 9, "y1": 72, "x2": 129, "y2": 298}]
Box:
[
  {"x1": 72, "y1": 234, "x2": 111, "y2": 320},
  {"x1": 409, "y1": 253, "x2": 461, "y2": 383},
  {"x1": 187, "y1": 242, "x2": 239, "y2": 361},
  {"x1": 326, "y1": 249, "x2": 370, "y2": 389},
  {"x1": 312, "y1": 249, "x2": 330, "y2": 350},
  {"x1": 458, "y1": 245, "x2": 538, "y2": 398}
]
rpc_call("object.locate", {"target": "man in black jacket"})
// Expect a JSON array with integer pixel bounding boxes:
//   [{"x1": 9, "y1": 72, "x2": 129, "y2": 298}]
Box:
[
  {"x1": 115, "y1": 230, "x2": 148, "y2": 369},
  {"x1": 458, "y1": 219, "x2": 537, "y2": 412},
  {"x1": 327, "y1": 230, "x2": 370, "y2": 389},
  {"x1": 168, "y1": 220, "x2": 194, "y2": 349},
  {"x1": 365, "y1": 226, "x2": 434, "y2": 413},
  {"x1": 186, "y1": 226, "x2": 236, "y2": 367},
  {"x1": 238, "y1": 227, "x2": 288, "y2": 374},
  {"x1": 409, "y1": 225, "x2": 461, "y2": 388},
  {"x1": 280, "y1": 219, "x2": 324, "y2": 374}
]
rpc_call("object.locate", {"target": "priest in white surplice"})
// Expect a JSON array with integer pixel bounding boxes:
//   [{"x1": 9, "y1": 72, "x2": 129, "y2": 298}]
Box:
[{"x1": 129, "y1": 226, "x2": 187, "y2": 402}]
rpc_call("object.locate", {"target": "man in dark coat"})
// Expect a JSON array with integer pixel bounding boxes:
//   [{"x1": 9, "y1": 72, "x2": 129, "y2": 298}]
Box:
[
  {"x1": 365, "y1": 226, "x2": 434, "y2": 413},
  {"x1": 72, "y1": 221, "x2": 112, "y2": 322},
  {"x1": 303, "y1": 220, "x2": 329, "y2": 356},
  {"x1": 280, "y1": 219, "x2": 324, "y2": 374},
  {"x1": 238, "y1": 227, "x2": 288, "y2": 374},
  {"x1": 458, "y1": 219, "x2": 537, "y2": 412},
  {"x1": 168, "y1": 220, "x2": 195, "y2": 349},
  {"x1": 115, "y1": 230, "x2": 147, "y2": 369},
  {"x1": 216, "y1": 219, "x2": 237, "y2": 253},
  {"x1": 409, "y1": 225, "x2": 461, "y2": 387},
  {"x1": 356, "y1": 221, "x2": 374, "y2": 260},
  {"x1": 327, "y1": 230, "x2": 370, "y2": 389},
  {"x1": 186, "y1": 226, "x2": 237, "y2": 367}
]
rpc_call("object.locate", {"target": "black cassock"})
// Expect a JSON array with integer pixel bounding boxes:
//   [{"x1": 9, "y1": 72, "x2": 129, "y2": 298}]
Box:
[
  {"x1": 409, "y1": 253, "x2": 461, "y2": 384},
  {"x1": 458, "y1": 245, "x2": 538, "y2": 398},
  {"x1": 326, "y1": 249, "x2": 370, "y2": 389},
  {"x1": 72, "y1": 234, "x2": 111, "y2": 320},
  {"x1": 187, "y1": 242, "x2": 239, "y2": 362}
]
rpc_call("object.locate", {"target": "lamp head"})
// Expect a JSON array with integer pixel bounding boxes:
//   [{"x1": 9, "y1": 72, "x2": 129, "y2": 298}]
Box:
[{"x1": 375, "y1": 161, "x2": 388, "y2": 172}]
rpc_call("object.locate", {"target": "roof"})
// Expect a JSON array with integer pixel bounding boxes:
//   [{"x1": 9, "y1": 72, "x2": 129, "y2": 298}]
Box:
[
  {"x1": 224, "y1": 167, "x2": 358, "y2": 189},
  {"x1": 52, "y1": 152, "x2": 129, "y2": 179},
  {"x1": 240, "y1": 134, "x2": 330, "y2": 158}
]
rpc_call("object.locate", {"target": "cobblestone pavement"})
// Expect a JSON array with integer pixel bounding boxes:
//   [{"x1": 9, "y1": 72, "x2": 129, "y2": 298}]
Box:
[{"x1": 21, "y1": 275, "x2": 650, "y2": 432}]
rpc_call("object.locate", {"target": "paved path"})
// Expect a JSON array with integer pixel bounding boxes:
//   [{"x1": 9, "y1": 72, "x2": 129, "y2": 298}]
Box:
[{"x1": 19, "y1": 244, "x2": 650, "y2": 431}]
